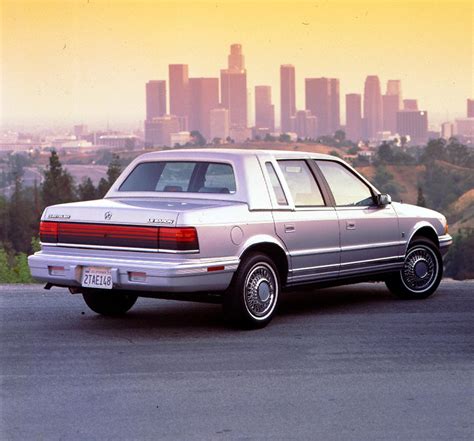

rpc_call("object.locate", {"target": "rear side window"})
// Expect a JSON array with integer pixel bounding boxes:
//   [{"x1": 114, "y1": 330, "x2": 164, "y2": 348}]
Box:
[
  {"x1": 277, "y1": 160, "x2": 325, "y2": 207},
  {"x1": 119, "y1": 161, "x2": 236, "y2": 194},
  {"x1": 265, "y1": 162, "x2": 288, "y2": 205}
]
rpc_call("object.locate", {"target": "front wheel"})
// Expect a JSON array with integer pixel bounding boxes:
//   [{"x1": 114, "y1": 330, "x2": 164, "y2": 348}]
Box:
[
  {"x1": 82, "y1": 289, "x2": 138, "y2": 316},
  {"x1": 223, "y1": 252, "x2": 280, "y2": 329},
  {"x1": 385, "y1": 238, "x2": 443, "y2": 299}
]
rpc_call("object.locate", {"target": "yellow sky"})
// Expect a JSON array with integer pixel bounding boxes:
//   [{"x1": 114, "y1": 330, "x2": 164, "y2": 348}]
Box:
[{"x1": 1, "y1": 0, "x2": 473, "y2": 128}]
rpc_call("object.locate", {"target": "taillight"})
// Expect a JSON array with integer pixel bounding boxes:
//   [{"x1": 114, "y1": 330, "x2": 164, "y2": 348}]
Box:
[
  {"x1": 39, "y1": 222, "x2": 199, "y2": 253},
  {"x1": 39, "y1": 221, "x2": 58, "y2": 243},
  {"x1": 158, "y1": 227, "x2": 199, "y2": 251}
]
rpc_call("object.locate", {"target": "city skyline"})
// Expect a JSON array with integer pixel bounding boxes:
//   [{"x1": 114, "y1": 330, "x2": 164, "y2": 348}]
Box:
[{"x1": 2, "y1": 0, "x2": 473, "y2": 128}]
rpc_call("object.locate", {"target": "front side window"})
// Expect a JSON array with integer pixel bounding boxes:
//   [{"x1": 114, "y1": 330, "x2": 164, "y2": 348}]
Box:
[
  {"x1": 277, "y1": 160, "x2": 325, "y2": 207},
  {"x1": 119, "y1": 161, "x2": 236, "y2": 194},
  {"x1": 316, "y1": 160, "x2": 374, "y2": 206}
]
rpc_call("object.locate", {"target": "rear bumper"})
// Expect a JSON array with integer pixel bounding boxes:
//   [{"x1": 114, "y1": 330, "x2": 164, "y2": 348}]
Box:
[
  {"x1": 438, "y1": 234, "x2": 453, "y2": 256},
  {"x1": 28, "y1": 251, "x2": 239, "y2": 293}
]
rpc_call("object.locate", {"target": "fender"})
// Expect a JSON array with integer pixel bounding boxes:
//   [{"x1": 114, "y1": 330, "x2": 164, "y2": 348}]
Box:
[
  {"x1": 405, "y1": 221, "x2": 439, "y2": 253},
  {"x1": 238, "y1": 233, "x2": 289, "y2": 260}
]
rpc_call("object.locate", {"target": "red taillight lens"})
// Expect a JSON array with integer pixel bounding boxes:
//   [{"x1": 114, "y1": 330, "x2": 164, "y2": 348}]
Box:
[
  {"x1": 158, "y1": 227, "x2": 199, "y2": 251},
  {"x1": 39, "y1": 221, "x2": 58, "y2": 243},
  {"x1": 40, "y1": 222, "x2": 199, "y2": 252}
]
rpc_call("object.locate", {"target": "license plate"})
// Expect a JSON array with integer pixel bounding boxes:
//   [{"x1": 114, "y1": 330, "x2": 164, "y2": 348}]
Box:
[{"x1": 81, "y1": 267, "x2": 113, "y2": 290}]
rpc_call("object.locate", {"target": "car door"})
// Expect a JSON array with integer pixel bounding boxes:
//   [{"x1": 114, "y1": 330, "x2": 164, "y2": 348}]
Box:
[
  {"x1": 264, "y1": 159, "x2": 340, "y2": 285},
  {"x1": 314, "y1": 159, "x2": 402, "y2": 277}
]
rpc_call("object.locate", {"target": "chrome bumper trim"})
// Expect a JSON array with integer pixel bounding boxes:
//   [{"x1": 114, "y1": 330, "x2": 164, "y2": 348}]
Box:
[{"x1": 28, "y1": 252, "x2": 239, "y2": 292}]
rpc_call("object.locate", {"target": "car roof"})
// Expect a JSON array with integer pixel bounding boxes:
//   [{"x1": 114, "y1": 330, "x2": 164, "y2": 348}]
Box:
[{"x1": 135, "y1": 148, "x2": 337, "y2": 162}]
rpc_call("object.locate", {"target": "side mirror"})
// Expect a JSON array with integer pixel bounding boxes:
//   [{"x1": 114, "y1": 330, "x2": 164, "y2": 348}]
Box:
[{"x1": 376, "y1": 193, "x2": 392, "y2": 206}]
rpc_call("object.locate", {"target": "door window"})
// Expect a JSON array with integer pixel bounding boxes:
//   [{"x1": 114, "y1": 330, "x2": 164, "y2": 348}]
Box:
[
  {"x1": 316, "y1": 160, "x2": 374, "y2": 206},
  {"x1": 278, "y1": 160, "x2": 325, "y2": 207}
]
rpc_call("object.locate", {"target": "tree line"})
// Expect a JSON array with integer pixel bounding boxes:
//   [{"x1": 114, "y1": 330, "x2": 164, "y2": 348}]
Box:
[{"x1": 0, "y1": 152, "x2": 122, "y2": 282}]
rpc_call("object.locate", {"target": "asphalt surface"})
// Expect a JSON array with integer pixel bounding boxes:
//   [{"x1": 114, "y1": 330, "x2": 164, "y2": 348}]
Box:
[{"x1": 1, "y1": 281, "x2": 473, "y2": 441}]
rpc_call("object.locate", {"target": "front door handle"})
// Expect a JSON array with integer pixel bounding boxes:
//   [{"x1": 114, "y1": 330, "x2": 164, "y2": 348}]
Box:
[{"x1": 346, "y1": 221, "x2": 356, "y2": 230}]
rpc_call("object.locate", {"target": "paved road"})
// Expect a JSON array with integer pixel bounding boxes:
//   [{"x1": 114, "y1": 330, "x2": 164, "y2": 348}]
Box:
[{"x1": 1, "y1": 281, "x2": 472, "y2": 440}]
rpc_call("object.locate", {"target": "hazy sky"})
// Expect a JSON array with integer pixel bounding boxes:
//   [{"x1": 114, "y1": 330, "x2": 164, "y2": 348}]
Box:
[{"x1": 1, "y1": 0, "x2": 473, "y2": 129}]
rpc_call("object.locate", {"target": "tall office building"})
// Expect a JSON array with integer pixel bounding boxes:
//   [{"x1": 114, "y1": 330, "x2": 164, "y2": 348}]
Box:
[
  {"x1": 145, "y1": 80, "x2": 166, "y2": 121},
  {"x1": 363, "y1": 75, "x2": 383, "y2": 139},
  {"x1": 255, "y1": 85, "x2": 275, "y2": 131},
  {"x1": 330, "y1": 78, "x2": 341, "y2": 132},
  {"x1": 386, "y1": 80, "x2": 402, "y2": 107},
  {"x1": 383, "y1": 79, "x2": 402, "y2": 133},
  {"x1": 280, "y1": 65, "x2": 296, "y2": 133},
  {"x1": 382, "y1": 94, "x2": 400, "y2": 134},
  {"x1": 403, "y1": 99, "x2": 418, "y2": 111},
  {"x1": 169, "y1": 64, "x2": 189, "y2": 128},
  {"x1": 188, "y1": 78, "x2": 219, "y2": 140},
  {"x1": 294, "y1": 110, "x2": 318, "y2": 139},
  {"x1": 396, "y1": 110, "x2": 428, "y2": 144},
  {"x1": 305, "y1": 78, "x2": 340, "y2": 136},
  {"x1": 441, "y1": 122, "x2": 454, "y2": 139},
  {"x1": 144, "y1": 115, "x2": 181, "y2": 147},
  {"x1": 210, "y1": 108, "x2": 230, "y2": 141},
  {"x1": 467, "y1": 99, "x2": 474, "y2": 118},
  {"x1": 228, "y1": 44, "x2": 244, "y2": 70},
  {"x1": 345, "y1": 93, "x2": 362, "y2": 141},
  {"x1": 221, "y1": 44, "x2": 247, "y2": 129}
]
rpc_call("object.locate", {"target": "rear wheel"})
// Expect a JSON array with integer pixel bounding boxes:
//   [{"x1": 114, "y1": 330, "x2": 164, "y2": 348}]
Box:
[
  {"x1": 385, "y1": 237, "x2": 443, "y2": 299},
  {"x1": 82, "y1": 289, "x2": 138, "y2": 316},
  {"x1": 223, "y1": 252, "x2": 280, "y2": 329}
]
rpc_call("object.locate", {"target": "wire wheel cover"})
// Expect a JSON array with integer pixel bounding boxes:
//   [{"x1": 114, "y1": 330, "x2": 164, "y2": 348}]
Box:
[
  {"x1": 402, "y1": 246, "x2": 438, "y2": 292},
  {"x1": 244, "y1": 263, "x2": 277, "y2": 318}
]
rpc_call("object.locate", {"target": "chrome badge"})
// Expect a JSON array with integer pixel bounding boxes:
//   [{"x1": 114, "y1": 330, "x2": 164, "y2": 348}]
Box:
[
  {"x1": 104, "y1": 211, "x2": 113, "y2": 220},
  {"x1": 47, "y1": 214, "x2": 71, "y2": 219},
  {"x1": 148, "y1": 218, "x2": 174, "y2": 225}
]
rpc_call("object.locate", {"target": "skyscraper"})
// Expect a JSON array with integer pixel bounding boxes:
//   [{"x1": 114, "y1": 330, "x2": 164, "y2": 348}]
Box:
[
  {"x1": 386, "y1": 79, "x2": 402, "y2": 107},
  {"x1": 345, "y1": 93, "x2": 362, "y2": 141},
  {"x1": 144, "y1": 115, "x2": 181, "y2": 147},
  {"x1": 146, "y1": 80, "x2": 166, "y2": 121},
  {"x1": 294, "y1": 110, "x2": 318, "y2": 139},
  {"x1": 403, "y1": 99, "x2": 418, "y2": 111},
  {"x1": 382, "y1": 94, "x2": 400, "y2": 134},
  {"x1": 255, "y1": 85, "x2": 275, "y2": 131},
  {"x1": 396, "y1": 110, "x2": 428, "y2": 144},
  {"x1": 363, "y1": 75, "x2": 383, "y2": 139},
  {"x1": 228, "y1": 44, "x2": 244, "y2": 70},
  {"x1": 221, "y1": 44, "x2": 247, "y2": 129},
  {"x1": 467, "y1": 99, "x2": 474, "y2": 118},
  {"x1": 330, "y1": 78, "x2": 341, "y2": 133},
  {"x1": 280, "y1": 65, "x2": 296, "y2": 133},
  {"x1": 305, "y1": 77, "x2": 340, "y2": 136},
  {"x1": 169, "y1": 64, "x2": 189, "y2": 128},
  {"x1": 188, "y1": 78, "x2": 219, "y2": 140},
  {"x1": 383, "y1": 79, "x2": 402, "y2": 134},
  {"x1": 210, "y1": 108, "x2": 230, "y2": 141}
]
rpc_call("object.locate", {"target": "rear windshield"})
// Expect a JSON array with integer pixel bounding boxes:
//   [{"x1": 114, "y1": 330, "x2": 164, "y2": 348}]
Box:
[{"x1": 118, "y1": 161, "x2": 237, "y2": 194}]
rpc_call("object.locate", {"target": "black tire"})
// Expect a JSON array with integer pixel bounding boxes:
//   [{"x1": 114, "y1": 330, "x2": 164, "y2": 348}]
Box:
[
  {"x1": 223, "y1": 252, "x2": 280, "y2": 329},
  {"x1": 385, "y1": 237, "x2": 443, "y2": 299},
  {"x1": 82, "y1": 289, "x2": 138, "y2": 316}
]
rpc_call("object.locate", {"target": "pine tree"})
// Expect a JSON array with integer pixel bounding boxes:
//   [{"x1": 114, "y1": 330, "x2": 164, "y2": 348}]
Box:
[
  {"x1": 41, "y1": 150, "x2": 75, "y2": 207},
  {"x1": 77, "y1": 177, "x2": 97, "y2": 201},
  {"x1": 416, "y1": 186, "x2": 427, "y2": 207},
  {"x1": 97, "y1": 154, "x2": 122, "y2": 198}
]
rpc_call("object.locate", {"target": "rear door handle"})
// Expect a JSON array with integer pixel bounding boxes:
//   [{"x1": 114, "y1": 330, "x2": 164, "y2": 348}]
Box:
[
  {"x1": 346, "y1": 221, "x2": 356, "y2": 230},
  {"x1": 284, "y1": 224, "x2": 295, "y2": 233}
]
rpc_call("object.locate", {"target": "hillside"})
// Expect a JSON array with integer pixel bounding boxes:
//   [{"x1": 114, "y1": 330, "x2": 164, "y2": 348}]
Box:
[
  {"x1": 448, "y1": 188, "x2": 474, "y2": 232},
  {"x1": 356, "y1": 164, "x2": 425, "y2": 205}
]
